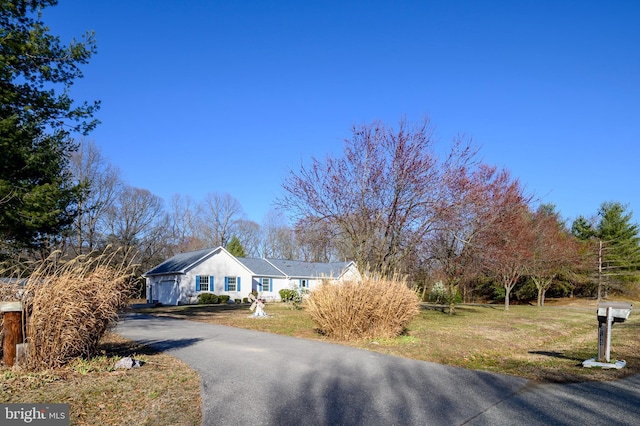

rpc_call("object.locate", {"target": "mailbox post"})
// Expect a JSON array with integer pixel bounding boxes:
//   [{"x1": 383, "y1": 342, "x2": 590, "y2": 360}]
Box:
[
  {"x1": 1, "y1": 301, "x2": 24, "y2": 367},
  {"x1": 583, "y1": 301, "x2": 632, "y2": 369}
]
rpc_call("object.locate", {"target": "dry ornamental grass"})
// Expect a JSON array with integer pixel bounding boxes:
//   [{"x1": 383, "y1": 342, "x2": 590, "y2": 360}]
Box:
[
  {"x1": 305, "y1": 277, "x2": 420, "y2": 340},
  {"x1": 2, "y1": 249, "x2": 134, "y2": 370},
  {"x1": 1, "y1": 251, "x2": 201, "y2": 424}
]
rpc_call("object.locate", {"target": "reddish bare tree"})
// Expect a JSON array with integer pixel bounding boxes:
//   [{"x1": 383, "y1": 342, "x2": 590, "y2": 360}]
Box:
[
  {"x1": 474, "y1": 172, "x2": 533, "y2": 310},
  {"x1": 430, "y1": 165, "x2": 517, "y2": 313},
  {"x1": 280, "y1": 117, "x2": 477, "y2": 275},
  {"x1": 528, "y1": 204, "x2": 580, "y2": 306}
]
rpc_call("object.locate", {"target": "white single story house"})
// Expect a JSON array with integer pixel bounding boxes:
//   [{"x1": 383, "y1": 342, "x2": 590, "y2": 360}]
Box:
[{"x1": 143, "y1": 246, "x2": 361, "y2": 305}]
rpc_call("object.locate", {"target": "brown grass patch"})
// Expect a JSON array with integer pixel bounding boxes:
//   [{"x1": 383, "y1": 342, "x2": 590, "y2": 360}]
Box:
[{"x1": 0, "y1": 332, "x2": 201, "y2": 425}]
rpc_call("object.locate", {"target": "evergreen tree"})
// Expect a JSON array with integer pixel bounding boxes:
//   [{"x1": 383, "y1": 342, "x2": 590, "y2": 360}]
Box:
[
  {"x1": 597, "y1": 202, "x2": 640, "y2": 276},
  {"x1": 0, "y1": 0, "x2": 99, "y2": 251},
  {"x1": 571, "y1": 215, "x2": 595, "y2": 241},
  {"x1": 226, "y1": 236, "x2": 246, "y2": 257},
  {"x1": 571, "y1": 202, "x2": 640, "y2": 297}
]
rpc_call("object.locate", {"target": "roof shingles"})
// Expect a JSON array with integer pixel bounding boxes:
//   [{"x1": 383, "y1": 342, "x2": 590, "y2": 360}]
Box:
[
  {"x1": 144, "y1": 247, "x2": 352, "y2": 279},
  {"x1": 144, "y1": 248, "x2": 217, "y2": 276}
]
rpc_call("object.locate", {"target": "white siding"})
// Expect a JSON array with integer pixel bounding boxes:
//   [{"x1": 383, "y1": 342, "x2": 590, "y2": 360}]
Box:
[
  {"x1": 261, "y1": 277, "x2": 291, "y2": 301},
  {"x1": 340, "y1": 264, "x2": 362, "y2": 282},
  {"x1": 185, "y1": 250, "x2": 253, "y2": 302},
  {"x1": 146, "y1": 275, "x2": 184, "y2": 305},
  {"x1": 145, "y1": 248, "x2": 361, "y2": 305}
]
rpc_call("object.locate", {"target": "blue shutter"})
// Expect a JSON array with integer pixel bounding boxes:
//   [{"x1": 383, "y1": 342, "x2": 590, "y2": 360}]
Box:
[
  {"x1": 210, "y1": 276, "x2": 214, "y2": 292},
  {"x1": 237, "y1": 277, "x2": 241, "y2": 292},
  {"x1": 224, "y1": 276, "x2": 229, "y2": 292},
  {"x1": 268, "y1": 278, "x2": 272, "y2": 292},
  {"x1": 195, "y1": 276, "x2": 200, "y2": 291}
]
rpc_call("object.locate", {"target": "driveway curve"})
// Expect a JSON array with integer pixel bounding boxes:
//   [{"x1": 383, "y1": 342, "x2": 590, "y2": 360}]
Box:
[{"x1": 116, "y1": 313, "x2": 640, "y2": 425}]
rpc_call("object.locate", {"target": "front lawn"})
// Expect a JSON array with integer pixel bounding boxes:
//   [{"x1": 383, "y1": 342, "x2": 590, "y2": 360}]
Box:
[{"x1": 139, "y1": 298, "x2": 640, "y2": 383}]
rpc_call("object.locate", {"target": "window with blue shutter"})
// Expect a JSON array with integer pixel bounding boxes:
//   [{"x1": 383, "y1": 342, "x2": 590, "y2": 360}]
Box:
[
  {"x1": 260, "y1": 277, "x2": 271, "y2": 292},
  {"x1": 196, "y1": 276, "x2": 210, "y2": 291},
  {"x1": 225, "y1": 276, "x2": 239, "y2": 292}
]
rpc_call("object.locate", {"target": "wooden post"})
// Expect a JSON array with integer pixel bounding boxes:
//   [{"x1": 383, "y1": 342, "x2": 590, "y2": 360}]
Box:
[
  {"x1": 1, "y1": 302, "x2": 23, "y2": 367},
  {"x1": 597, "y1": 306, "x2": 613, "y2": 363}
]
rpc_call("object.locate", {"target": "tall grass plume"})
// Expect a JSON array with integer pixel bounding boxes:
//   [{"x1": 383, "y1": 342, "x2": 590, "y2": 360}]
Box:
[
  {"x1": 2, "y1": 249, "x2": 135, "y2": 370},
  {"x1": 305, "y1": 275, "x2": 420, "y2": 340}
]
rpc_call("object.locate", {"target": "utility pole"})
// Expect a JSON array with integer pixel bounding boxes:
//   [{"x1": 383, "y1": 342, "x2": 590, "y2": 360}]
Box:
[{"x1": 597, "y1": 239, "x2": 602, "y2": 302}]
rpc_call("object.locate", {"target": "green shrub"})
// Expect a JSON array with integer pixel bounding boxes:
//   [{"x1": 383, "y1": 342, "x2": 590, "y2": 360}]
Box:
[
  {"x1": 234, "y1": 298, "x2": 241, "y2": 304},
  {"x1": 429, "y1": 282, "x2": 462, "y2": 305},
  {"x1": 279, "y1": 287, "x2": 305, "y2": 309},
  {"x1": 197, "y1": 293, "x2": 219, "y2": 304},
  {"x1": 279, "y1": 288, "x2": 297, "y2": 302},
  {"x1": 429, "y1": 281, "x2": 448, "y2": 304},
  {"x1": 306, "y1": 276, "x2": 420, "y2": 340},
  {"x1": 219, "y1": 295, "x2": 230, "y2": 304},
  {"x1": 242, "y1": 298, "x2": 249, "y2": 303}
]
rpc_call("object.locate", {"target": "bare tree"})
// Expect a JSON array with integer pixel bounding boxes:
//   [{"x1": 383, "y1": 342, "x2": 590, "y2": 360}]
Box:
[
  {"x1": 67, "y1": 139, "x2": 122, "y2": 254},
  {"x1": 429, "y1": 165, "x2": 520, "y2": 312},
  {"x1": 167, "y1": 193, "x2": 204, "y2": 254},
  {"x1": 528, "y1": 204, "x2": 579, "y2": 306},
  {"x1": 294, "y1": 216, "x2": 336, "y2": 262},
  {"x1": 280, "y1": 117, "x2": 478, "y2": 275},
  {"x1": 260, "y1": 209, "x2": 296, "y2": 259},
  {"x1": 198, "y1": 192, "x2": 245, "y2": 248},
  {"x1": 235, "y1": 219, "x2": 261, "y2": 257},
  {"x1": 474, "y1": 173, "x2": 533, "y2": 310},
  {"x1": 103, "y1": 186, "x2": 168, "y2": 272}
]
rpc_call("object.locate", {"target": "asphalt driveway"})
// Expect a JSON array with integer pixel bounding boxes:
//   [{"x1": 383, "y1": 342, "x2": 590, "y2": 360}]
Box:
[{"x1": 115, "y1": 313, "x2": 640, "y2": 425}]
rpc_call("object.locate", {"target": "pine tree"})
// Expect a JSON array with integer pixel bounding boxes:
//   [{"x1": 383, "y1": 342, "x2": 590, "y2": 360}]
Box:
[
  {"x1": 571, "y1": 202, "x2": 640, "y2": 297},
  {"x1": 226, "y1": 236, "x2": 247, "y2": 257},
  {"x1": 597, "y1": 202, "x2": 640, "y2": 291},
  {"x1": 0, "y1": 0, "x2": 99, "y2": 251}
]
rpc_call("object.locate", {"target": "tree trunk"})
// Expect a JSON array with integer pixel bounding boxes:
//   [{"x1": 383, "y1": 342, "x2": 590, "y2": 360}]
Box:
[
  {"x1": 504, "y1": 285, "x2": 511, "y2": 311},
  {"x1": 537, "y1": 286, "x2": 543, "y2": 307},
  {"x1": 448, "y1": 282, "x2": 457, "y2": 315}
]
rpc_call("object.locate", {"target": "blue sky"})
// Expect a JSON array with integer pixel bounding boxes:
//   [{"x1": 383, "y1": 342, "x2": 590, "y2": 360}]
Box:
[{"x1": 44, "y1": 0, "x2": 639, "y2": 225}]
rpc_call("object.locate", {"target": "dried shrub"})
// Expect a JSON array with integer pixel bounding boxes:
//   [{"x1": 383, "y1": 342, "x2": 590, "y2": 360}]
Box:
[
  {"x1": 16, "y1": 250, "x2": 135, "y2": 369},
  {"x1": 305, "y1": 276, "x2": 420, "y2": 340}
]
